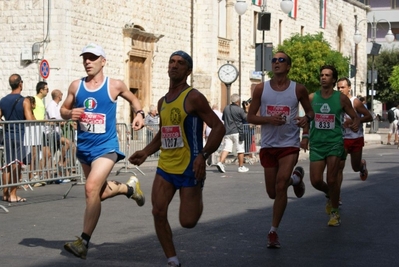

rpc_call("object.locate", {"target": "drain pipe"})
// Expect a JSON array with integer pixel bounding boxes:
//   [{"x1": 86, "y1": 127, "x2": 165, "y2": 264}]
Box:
[
  {"x1": 33, "y1": 0, "x2": 51, "y2": 65},
  {"x1": 190, "y1": 0, "x2": 194, "y2": 85}
]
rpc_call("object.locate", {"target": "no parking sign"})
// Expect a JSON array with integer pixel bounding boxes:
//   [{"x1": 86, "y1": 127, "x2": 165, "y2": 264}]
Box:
[{"x1": 40, "y1": 59, "x2": 50, "y2": 79}]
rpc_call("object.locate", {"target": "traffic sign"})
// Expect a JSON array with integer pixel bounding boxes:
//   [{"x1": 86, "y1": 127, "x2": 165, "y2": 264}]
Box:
[{"x1": 40, "y1": 59, "x2": 50, "y2": 79}]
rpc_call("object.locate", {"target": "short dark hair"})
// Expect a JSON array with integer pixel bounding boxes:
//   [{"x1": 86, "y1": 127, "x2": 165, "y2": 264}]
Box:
[
  {"x1": 26, "y1": 96, "x2": 36, "y2": 105},
  {"x1": 320, "y1": 65, "x2": 338, "y2": 86},
  {"x1": 275, "y1": 50, "x2": 292, "y2": 66},
  {"x1": 36, "y1": 81, "x2": 48, "y2": 94},
  {"x1": 9, "y1": 74, "x2": 22, "y2": 90},
  {"x1": 337, "y1": 77, "x2": 351, "y2": 87}
]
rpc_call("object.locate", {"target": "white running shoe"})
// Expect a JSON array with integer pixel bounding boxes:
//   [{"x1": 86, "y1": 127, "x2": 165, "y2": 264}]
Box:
[
  {"x1": 216, "y1": 162, "x2": 226, "y2": 173},
  {"x1": 126, "y1": 176, "x2": 145, "y2": 207},
  {"x1": 238, "y1": 166, "x2": 249, "y2": 173}
]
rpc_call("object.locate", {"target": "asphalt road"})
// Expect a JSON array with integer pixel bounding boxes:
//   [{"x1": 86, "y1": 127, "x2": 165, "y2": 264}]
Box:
[{"x1": 1, "y1": 141, "x2": 398, "y2": 267}]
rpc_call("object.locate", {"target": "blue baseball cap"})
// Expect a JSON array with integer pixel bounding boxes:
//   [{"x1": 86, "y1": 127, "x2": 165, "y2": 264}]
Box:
[{"x1": 170, "y1": 50, "x2": 193, "y2": 69}]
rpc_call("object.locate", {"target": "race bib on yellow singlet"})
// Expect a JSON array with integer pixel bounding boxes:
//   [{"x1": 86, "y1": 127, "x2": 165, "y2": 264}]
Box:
[
  {"x1": 315, "y1": 113, "x2": 335, "y2": 129},
  {"x1": 161, "y1": 125, "x2": 184, "y2": 149},
  {"x1": 266, "y1": 105, "x2": 291, "y2": 124},
  {"x1": 79, "y1": 112, "x2": 106, "y2": 134}
]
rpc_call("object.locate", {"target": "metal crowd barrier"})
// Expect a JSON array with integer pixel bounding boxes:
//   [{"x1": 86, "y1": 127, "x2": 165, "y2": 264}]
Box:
[
  {"x1": 124, "y1": 124, "x2": 260, "y2": 167},
  {"x1": 223, "y1": 124, "x2": 261, "y2": 165},
  {"x1": 114, "y1": 123, "x2": 146, "y2": 176},
  {"x1": 0, "y1": 121, "x2": 261, "y2": 212},
  {"x1": 0, "y1": 120, "x2": 83, "y2": 212}
]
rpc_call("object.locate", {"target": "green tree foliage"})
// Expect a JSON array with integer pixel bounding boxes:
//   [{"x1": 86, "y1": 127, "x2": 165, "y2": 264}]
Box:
[
  {"x1": 372, "y1": 48, "x2": 399, "y2": 106},
  {"x1": 389, "y1": 66, "x2": 399, "y2": 92},
  {"x1": 267, "y1": 33, "x2": 350, "y2": 93}
]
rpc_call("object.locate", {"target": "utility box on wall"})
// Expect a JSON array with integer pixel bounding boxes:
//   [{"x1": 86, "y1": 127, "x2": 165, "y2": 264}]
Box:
[
  {"x1": 21, "y1": 47, "x2": 32, "y2": 61},
  {"x1": 255, "y1": 42, "x2": 273, "y2": 72}
]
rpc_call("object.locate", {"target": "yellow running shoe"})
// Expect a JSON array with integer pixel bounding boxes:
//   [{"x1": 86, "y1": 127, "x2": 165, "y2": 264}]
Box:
[
  {"x1": 64, "y1": 236, "x2": 88, "y2": 259},
  {"x1": 126, "y1": 176, "x2": 145, "y2": 207},
  {"x1": 328, "y1": 211, "x2": 341, "y2": 227}
]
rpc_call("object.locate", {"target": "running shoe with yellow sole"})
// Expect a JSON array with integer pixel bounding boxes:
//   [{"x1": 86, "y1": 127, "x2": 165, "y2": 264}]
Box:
[
  {"x1": 328, "y1": 211, "x2": 341, "y2": 227},
  {"x1": 64, "y1": 236, "x2": 87, "y2": 259},
  {"x1": 126, "y1": 176, "x2": 145, "y2": 207}
]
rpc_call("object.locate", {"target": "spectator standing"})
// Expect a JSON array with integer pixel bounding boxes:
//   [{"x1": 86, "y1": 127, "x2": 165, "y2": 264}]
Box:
[
  {"x1": 203, "y1": 103, "x2": 223, "y2": 166},
  {"x1": 387, "y1": 104, "x2": 399, "y2": 145},
  {"x1": 216, "y1": 93, "x2": 249, "y2": 173},
  {"x1": 0, "y1": 74, "x2": 35, "y2": 202},
  {"x1": 144, "y1": 104, "x2": 159, "y2": 156},
  {"x1": 23, "y1": 96, "x2": 42, "y2": 187},
  {"x1": 129, "y1": 50, "x2": 225, "y2": 267},
  {"x1": 33, "y1": 81, "x2": 51, "y2": 180},
  {"x1": 60, "y1": 43, "x2": 145, "y2": 259},
  {"x1": 46, "y1": 89, "x2": 72, "y2": 180},
  {"x1": 247, "y1": 51, "x2": 314, "y2": 248}
]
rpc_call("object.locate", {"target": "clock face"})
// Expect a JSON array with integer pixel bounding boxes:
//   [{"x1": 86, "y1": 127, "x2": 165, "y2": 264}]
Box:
[{"x1": 218, "y1": 64, "x2": 238, "y2": 84}]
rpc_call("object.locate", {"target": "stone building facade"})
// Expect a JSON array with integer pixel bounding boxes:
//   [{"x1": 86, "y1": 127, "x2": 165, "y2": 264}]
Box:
[{"x1": 0, "y1": 0, "x2": 368, "y2": 125}]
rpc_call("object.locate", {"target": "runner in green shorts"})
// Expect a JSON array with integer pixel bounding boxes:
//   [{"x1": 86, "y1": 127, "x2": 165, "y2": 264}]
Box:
[{"x1": 306, "y1": 65, "x2": 359, "y2": 228}]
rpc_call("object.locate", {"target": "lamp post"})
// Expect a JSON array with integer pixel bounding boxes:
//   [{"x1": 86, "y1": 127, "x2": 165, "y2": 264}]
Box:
[
  {"x1": 257, "y1": 0, "x2": 293, "y2": 82},
  {"x1": 234, "y1": 0, "x2": 248, "y2": 101},
  {"x1": 353, "y1": 14, "x2": 394, "y2": 133}
]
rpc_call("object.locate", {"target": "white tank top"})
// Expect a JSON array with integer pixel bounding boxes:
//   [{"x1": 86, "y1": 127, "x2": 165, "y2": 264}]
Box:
[
  {"x1": 344, "y1": 96, "x2": 364, "y2": 139},
  {"x1": 260, "y1": 80, "x2": 300, "y2": 148}
]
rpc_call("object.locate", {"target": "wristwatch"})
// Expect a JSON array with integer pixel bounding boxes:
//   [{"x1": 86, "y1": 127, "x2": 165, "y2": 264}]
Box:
[
  {"x1": 200, "y1": 151, "x2": 210, "y2": 160},
  {"x1": 136, "y1": 110, "x2": 145, "y2": 118}
]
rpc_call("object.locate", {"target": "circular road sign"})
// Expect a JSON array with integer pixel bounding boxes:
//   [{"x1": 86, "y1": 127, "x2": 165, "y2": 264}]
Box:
[{"x1": 40, "y1": 59, "x2": 50, "y2": 79}]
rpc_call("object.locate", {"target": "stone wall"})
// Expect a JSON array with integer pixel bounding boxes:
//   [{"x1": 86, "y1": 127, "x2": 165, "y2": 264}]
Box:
[{"x1": 0, "y1": 0, "x2": 368, "y2": 124}]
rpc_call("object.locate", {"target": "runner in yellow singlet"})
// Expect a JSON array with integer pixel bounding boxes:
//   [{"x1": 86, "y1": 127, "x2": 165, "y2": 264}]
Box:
[{"x1": 129, "y1": 51, "x2": 225, "y2": 267}]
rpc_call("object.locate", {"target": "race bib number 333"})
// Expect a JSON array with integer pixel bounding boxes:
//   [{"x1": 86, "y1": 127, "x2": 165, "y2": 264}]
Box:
[
  {"x1": 79, "y1": 112, "x2": 106, "y2": 134},
  {"x1": 161, "y1": 125, "x2": 184, "y2": 149}
]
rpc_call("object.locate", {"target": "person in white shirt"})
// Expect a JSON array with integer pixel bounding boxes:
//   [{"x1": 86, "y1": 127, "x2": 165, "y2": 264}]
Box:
[
  {"x1": 203, "y1": 104, "x2": 223, "y2": 166},
  {"x1": 387, "y1": 104, "x2": 399, "y2": 145},
  {"x1": 46, "y1": 89, "x2": 72, "y2": 177}
]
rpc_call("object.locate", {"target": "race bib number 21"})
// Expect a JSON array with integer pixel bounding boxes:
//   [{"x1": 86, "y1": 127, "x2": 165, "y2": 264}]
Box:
[{"x1": 79, "y1": 112, "x2": 106, "y2": 134}]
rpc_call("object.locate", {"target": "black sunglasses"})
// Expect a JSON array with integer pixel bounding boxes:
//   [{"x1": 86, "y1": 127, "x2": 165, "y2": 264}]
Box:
[{"x1": 272, "y1": 57, "x2": 287, "y2": 63}]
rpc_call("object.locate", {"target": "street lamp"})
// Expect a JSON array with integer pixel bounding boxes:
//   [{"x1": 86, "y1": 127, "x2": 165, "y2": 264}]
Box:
[
  {"x1": 354, "y1": 14, "x2": 395, "y2": 133},
  {"x1": 257, "y1": 0, "x2": 293, "y2": 82},
  {"x1": 233, "y1": 0, "x2": 293, "y2": 101},
  {"x1": 280, "y1": 0, "x2": 294, "y2": 14},
  {"x1": 235, "y1": 0, "x2": 248, "y2": 101}
]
